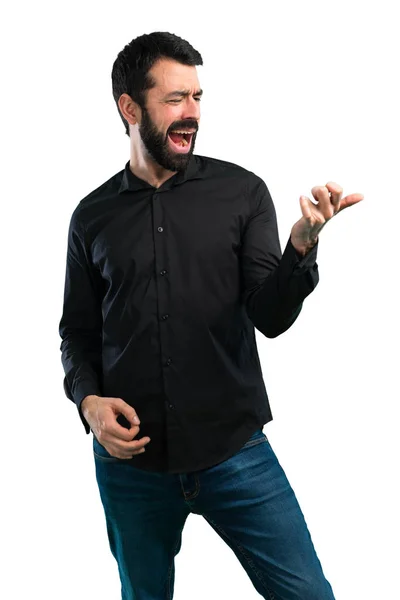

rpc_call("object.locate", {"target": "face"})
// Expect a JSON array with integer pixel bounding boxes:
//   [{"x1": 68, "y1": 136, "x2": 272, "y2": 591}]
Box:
[{"x1": 134, "y1": 59, "x2": 202, "y2": 172}]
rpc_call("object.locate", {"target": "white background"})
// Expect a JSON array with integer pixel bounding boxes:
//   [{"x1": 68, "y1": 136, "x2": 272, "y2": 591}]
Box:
[{"x1": 1, "y1": 1, "x2": 399, "y2": 599}]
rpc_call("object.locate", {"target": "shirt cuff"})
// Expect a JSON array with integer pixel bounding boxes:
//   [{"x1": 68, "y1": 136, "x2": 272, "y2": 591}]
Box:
[
  {"x1": 75, "y1": 382, "x2": 102, "y2": 435},
  {"x1": 286, "y1": 236, "x2": 319, "y2": 272},
  {"x1": 63, "y1": 377, "x2": 99, "y2": 435}
]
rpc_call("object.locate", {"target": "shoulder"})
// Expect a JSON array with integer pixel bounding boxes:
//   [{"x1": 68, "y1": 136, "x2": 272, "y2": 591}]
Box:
[
  {"x1": 195, "y1": 154, "x2": 266, "y2": 189},
  {"x1": 71, "y1": 166, "x2": 124, "y2": 226},
  {"x1": 194, "y1": 153, "x2": 249, "y2": 174}
]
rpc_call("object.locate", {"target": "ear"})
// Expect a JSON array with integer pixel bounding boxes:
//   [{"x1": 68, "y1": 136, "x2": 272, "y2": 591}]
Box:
[{"x1": 118, "y1": 93, "x2": 140, "y2": 126}]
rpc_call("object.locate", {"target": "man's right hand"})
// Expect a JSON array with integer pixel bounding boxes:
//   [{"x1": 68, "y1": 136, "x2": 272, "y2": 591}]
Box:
[{"x1": 81, "y1": 395, "x2": 151, "y2": 459}]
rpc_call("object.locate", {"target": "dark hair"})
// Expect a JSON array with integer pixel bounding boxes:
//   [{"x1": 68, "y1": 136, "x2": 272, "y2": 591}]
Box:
[{"x1": 112, "y1": 32, "x2": 203, "y2": 137}]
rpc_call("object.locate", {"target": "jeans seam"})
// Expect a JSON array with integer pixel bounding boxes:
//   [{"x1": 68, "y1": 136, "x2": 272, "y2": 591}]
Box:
[
  {"x1": 93, "y1": 450, "x2": 121, "y2": 462},
  {"x1": 243, "y1": 437, "x2": 268, "y2": 449},
  {"x1": 179, "y1": 474, "x2": 200, "y2": 501},
  {"x1": 166, "y1": 533, "x2": 183, "y2": 600},
  {"x1": 204, "y1": 514, "x2": 277, "y2": 600}
]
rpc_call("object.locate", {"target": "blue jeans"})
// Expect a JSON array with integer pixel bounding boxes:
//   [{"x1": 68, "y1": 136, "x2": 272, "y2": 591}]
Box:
[{"x1": 93, "y1": 428, "x2": 336, "y2": 600}]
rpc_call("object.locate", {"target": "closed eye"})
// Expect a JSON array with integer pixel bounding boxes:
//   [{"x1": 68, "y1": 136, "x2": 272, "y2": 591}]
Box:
[{"x1": 169, "y1": 98, "x2": 202, "y2": 103}]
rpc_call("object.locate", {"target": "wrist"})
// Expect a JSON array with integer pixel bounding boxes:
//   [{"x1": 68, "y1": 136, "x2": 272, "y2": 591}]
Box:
[
  {"x1": 291, "y1": 236, "x2": 318, "y2": 257},
  {"x1": 81, "y1": 394, "x2": 100, "y2": 417}
]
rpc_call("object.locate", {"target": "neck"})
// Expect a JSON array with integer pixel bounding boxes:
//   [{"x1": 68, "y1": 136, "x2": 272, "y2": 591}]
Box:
[{"x1": 129, "y1": 139, "x2": 176, "y2": 189}]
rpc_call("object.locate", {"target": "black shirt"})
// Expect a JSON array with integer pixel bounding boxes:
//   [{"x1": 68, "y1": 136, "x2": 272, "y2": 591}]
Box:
[{"x1": 59, "y1": 154, "x2": 319, "y2": 474}]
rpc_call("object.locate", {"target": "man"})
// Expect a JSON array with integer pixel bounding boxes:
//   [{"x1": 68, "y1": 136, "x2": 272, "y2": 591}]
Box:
[{"x1": 59, "y1": 32, "x2": 363, "y2": 599}]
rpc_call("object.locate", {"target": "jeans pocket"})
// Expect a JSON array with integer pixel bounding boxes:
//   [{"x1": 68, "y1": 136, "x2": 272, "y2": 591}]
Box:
[
  {"x1": 242, "y1": 428, "x2": 268, "y2": 449},
  {"x1": 92, "y1": 435, "x2": 121, "y2": 462}
]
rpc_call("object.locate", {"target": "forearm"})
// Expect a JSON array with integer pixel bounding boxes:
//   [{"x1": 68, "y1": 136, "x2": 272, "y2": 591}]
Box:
[
  {"x1": 59, "y1": 208, "x2": 104, "y2": 434},
  {"x1": 60, "y1": 334, "x2": 103, "y2": 434},
  {"x1": 244, "y1": 236, "x2": 319, "y2": 338}
]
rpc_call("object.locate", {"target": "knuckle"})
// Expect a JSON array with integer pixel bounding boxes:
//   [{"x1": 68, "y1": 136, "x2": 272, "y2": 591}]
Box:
[
  {"x1": 131, "y1": 442, "x2": 144, "y2": 451},
  {"x1": 112, "y1": 448, "x2": 124, "y2": 459},
  {"x1": 327, "y1": 181, "x2": 342, "y2": 192}
]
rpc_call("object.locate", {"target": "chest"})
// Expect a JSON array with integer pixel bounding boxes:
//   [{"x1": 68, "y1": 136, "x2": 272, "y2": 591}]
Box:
[{"x1": 90, "y1": 190, "x2": 247, "y2": 279}]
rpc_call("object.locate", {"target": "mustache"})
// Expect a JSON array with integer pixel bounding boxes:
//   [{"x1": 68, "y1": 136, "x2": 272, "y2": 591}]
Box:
[{"x1": 168, "y1": 124, "x2": 198, "y2": 133}]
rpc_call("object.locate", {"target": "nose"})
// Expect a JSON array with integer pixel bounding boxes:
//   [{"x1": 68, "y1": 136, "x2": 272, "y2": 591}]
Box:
[{"x1": 181, "y1": 98, "x2": 200, "y2": 127}]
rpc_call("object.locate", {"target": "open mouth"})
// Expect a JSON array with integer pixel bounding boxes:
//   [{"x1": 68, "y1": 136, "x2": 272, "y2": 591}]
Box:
[{"x1": 167, "y1": 131, "x2": 194, "y2": 153}]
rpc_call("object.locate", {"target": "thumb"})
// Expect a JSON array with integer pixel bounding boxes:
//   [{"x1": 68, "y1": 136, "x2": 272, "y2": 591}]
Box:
[{"x1": 113, "y1": 398, "x2": 140, "y2": 426}]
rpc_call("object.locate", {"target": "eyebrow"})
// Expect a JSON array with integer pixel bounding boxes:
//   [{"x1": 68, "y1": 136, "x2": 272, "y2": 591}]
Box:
[{"x1": 164, "y1": 89, "x2": 203, "y2": 99}]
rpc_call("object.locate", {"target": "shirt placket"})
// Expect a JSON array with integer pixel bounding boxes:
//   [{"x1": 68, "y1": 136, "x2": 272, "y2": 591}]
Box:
[{"x1": 152, "y1": 189, "x2": 177, "y2": 420}]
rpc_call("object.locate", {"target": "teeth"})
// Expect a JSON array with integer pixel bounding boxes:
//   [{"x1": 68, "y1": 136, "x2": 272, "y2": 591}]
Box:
[
  {"x1": 169, "y1": 133, "x2": 190, "y2": 147},
  {"x1": 171, "y1": 130, "x2": 193, "y2": 134}
]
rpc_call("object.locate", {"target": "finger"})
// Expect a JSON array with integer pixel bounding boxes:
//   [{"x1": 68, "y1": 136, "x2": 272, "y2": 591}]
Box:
[
  {"x1": 300, "y1": 195, "x2": 313, "y2": 220},
  {"x1": 108, "y1": 446, "x2": 147, "y2": 460},
  {"x1": 113, "y1": 398, "x2": 141, "y2": 426},
  {"x1": 325, "y1": 181, "x2": 343, "y2": 213},
  {"x1": 119, "y1": 448, "x2": 147, "y2": 459},
  {"x1": 105, "y1": 419, "x2": 140, "y2": 441},
  {"x1": 300, "y1": 196, "x2": 327, "y2": 238},
  {"x1": 124, "y1": 436, "x2": 152, "y2": 451},
  {"x1": 311, "y1": 185, "x2": 334, "y2": 220},
  {"x1": 113, "y1": 436, "x2": 152, "y2": 458},
  {"x1": 337, "y1": 193, "x2": 364, "y2": 213}
]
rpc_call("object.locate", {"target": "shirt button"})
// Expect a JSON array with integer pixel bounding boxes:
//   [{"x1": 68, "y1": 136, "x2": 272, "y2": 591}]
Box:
[
  {"x1": 166, "y1": 358, "x2": 172, "y2": 366},
  {"x1": 168, "y1": 404, "x2": 175, "y2": 410},
  {"x1": 161, "y1": 314, "x2": 169, "y2": 320},
  {"x1": 160, "y1": 269, "x2": 168, "y2": 276},
  {"x1": 158, "y1": 226, "x2": 164, "y2": 232}
]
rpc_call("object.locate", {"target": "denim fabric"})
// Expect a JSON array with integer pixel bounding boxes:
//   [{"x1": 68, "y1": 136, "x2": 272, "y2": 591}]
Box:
[{"x1": 93, "y1": 428, "x2": 335, "y2": 599}]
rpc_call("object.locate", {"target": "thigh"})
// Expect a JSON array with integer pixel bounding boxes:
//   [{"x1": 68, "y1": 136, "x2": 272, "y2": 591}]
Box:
[
  {"x1": 93, "y1": 436, "x2": 191, "y2": 600},
  {"x1": 196, "y1": 430, "x2": 336, "y2": 600}
]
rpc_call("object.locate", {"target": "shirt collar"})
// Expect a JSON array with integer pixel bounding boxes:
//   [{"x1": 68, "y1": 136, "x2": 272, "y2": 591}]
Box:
[{"x1": 118, "y1": 154, "x2": 203, "y2": 194}]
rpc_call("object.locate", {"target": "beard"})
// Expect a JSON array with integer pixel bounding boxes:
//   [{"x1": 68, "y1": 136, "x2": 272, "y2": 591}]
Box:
[{"x1": 138, "y1": 105, "x2": 198, "y2": 173}]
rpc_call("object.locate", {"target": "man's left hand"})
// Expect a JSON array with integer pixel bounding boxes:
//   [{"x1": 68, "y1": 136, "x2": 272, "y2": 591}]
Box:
[{"x1": 290, "y1": 181, "x2": 364, "y2": 256}]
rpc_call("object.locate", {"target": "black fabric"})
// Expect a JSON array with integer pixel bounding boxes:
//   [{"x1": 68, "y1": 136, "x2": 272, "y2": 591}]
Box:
[{"x1": 59, "y1": 154, "x2": 319, "y2": 473}]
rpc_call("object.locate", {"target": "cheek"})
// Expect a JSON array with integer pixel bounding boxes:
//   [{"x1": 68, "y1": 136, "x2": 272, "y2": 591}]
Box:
[
  {"x1": 167, "y1": 106, "x2": 182, "y2": 123},
  {"x1": 163, "y1": 110, "x2": 180, "y2": 138},
  {"x1": 160, "y1": 110, "x2": 174, "y2": 132}
]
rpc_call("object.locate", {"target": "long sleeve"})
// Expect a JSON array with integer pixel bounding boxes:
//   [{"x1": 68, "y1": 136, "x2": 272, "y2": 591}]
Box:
[
  {"x1": 240, "y1": 174, "x2": 319, "y2": 338},
  {"x1": 58, "y1": 208, "x2": 103, "y2": 433}
]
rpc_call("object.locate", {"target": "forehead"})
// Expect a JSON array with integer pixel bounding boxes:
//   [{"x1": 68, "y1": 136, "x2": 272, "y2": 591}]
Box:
[{"x1": 149, "y1": 58, "x2": 201, "y2": 94}]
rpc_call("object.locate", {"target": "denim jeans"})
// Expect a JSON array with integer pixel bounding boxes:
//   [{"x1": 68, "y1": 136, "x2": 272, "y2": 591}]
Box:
[{"x1": 93, "y1": 428, "x2": 336, "y2": 600}]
